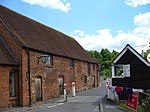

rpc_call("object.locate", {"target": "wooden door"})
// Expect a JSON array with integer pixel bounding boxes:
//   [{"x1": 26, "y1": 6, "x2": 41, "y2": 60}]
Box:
[
  {"x1": 58, "y1": 76, "x2": 64, "y2": 95},
  {"x1": 35, "y1": 77, "x2": 42, "y2": 101},
  {"x1": 92, "y1": 76, "x2": 95, "y2": 87}
]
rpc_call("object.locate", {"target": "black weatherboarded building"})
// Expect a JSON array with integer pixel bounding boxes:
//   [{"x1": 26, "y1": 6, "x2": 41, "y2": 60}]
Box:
[{"x1": 112, "y1": 44, "x2": 150, "y2": 89}]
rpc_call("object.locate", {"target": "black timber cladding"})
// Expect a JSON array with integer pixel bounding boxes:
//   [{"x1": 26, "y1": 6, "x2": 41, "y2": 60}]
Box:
[{"x1": 112, "y1": 46, "x2": 150, "y2": 89}]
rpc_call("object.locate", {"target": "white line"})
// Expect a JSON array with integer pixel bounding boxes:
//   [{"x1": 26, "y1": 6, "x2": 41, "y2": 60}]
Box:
[
  {"x1": 105, "y1": 105, "x2": 116, "y2": 109},
  {"x1": 47, "y1": 103, "x2": 64, "y2": 108},
  {"x1": 32, "y1": 103, "x2": 64, "y2": 112},
  {"x1": 100, "y1": 100, "x2": 104, "y2": 112}
]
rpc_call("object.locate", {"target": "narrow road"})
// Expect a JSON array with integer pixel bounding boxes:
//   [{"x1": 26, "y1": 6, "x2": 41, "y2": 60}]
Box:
[
  {"x1": 1, "y1": 81, "x2": 126, "y2": 112},
  {"x1": 33, "y1": 81, "x2": 125, "y2": 112}
]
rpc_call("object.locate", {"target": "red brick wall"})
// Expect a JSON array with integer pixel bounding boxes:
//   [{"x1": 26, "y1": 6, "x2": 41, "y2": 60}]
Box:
[
  {"x1": 0, "y1": 66, "x2": 19, "y2": 108},
  {"x1": 0, "y1": 21, "x2": 22, "y2": 62},
  {"x1": 0, "y1": 20, "x2": 99, "y2": 107},
  {"x1": 0, "y1": 66, "x2": 9, "y2": 108},
  {"x1": 0, "y1": 21, "x2": 26, "y2": 107},
  {"x1": 21, "y1": 49, "x2": 99, "y2": 104},
  {"x1": 22, "y1": 50, "x2": 76, "y2": 103},
  {"x1": 75, "y1": 61, "x2": 99, "y2": 91},
  {"x1": 21, "y1": 49, "x2": 29, "y2": 106}
]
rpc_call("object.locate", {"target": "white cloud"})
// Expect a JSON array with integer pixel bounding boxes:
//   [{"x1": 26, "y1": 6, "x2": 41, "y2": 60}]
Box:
[
  {"x1": 70, "y1": 12, "x2": 150, "y2": 52},
  {"x1": 134, "y1": 12, "x2": 150, "y2": 28},
  {"x1": 72, "y1": 30, "x2": 85, "y2": 37},
  {"x1": 22, "y1": 0, "x2": 71, "y2": 13},
  {"x1": 124, "y1": 0, "x2": 150, "y2": 7}
]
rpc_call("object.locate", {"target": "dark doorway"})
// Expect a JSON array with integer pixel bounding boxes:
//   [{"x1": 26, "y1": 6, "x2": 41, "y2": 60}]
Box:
[
  {"x1": 35, "y1": 77, "x2": 42, "y2": 101},
  {"x1": 92, "y1": 76, "x2": 95, "y2": 87},
  {"x1": 58, "y1": 76, "x2": 64, "y2": 95}
]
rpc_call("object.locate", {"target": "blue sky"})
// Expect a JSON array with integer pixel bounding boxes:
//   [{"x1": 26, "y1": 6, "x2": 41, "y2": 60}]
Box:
[{"x1": 0, "y1": 0, "x2": 150, "y2": 52}]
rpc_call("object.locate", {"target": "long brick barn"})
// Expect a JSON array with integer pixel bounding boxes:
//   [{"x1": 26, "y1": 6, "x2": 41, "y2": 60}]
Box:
[{"x1": 0, "y1": 5, "x2": 99, "y2": 108}]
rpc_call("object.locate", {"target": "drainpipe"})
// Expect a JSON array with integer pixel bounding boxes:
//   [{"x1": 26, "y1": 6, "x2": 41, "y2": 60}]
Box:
[
  {"x1": 17, "y1": 68, "x2": 20, "y2": 107},
  {"x1": 97, "y1": 63, "x2": 100, "y2": 86},
  {"x1": 27, "y1": 48, "x2": 31, "y2": 106}
]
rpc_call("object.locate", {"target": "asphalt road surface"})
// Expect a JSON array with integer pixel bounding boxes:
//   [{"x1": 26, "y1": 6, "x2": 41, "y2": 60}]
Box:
[
  {"x1": 30, "y1": 81, "x2": 125, "y2": 112},
  {"x1": 1, "y1": 80, "x2": 126, "y2": 112}
]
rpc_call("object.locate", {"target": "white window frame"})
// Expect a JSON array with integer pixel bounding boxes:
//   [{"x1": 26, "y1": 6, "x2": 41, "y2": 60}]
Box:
[
  {"x1": 42, "y1": 54, "x2": 52, "y2": 65},
  {"x1": 123, "y1": 64, "x2": 130, "y2": 77},
  {"x1": 113, "y1": 64, "x2": 130, "y2": 78}
]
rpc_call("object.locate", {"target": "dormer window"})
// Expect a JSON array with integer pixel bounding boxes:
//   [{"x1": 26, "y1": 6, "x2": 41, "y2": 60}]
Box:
[{"x1": 42, "y1": 54, "x2": 53, "y2": 65}]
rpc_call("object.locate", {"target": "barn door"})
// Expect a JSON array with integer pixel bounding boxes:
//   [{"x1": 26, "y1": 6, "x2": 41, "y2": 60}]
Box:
[
  {"x1": 35, "y1": 77, "x2": 42, "y2": 101},
  {"x1": 58, "y1": 76, "x2": 64, "y2": 95}
]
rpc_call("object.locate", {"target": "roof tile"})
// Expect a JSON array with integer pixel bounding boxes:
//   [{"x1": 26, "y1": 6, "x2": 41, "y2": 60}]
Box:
[
  {"x1": 0, "y1": 37, "x2": 18, "y2": 65},
  {"x1": 0, "y1": 5, "x2": 97, "y2": 63}
]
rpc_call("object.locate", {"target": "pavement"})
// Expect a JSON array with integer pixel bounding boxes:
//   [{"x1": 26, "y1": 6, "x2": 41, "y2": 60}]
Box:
[
  {"x1": 0, "y1": 81, "x2": 126, "y2": 112},
  {"x1": 0, "y1": 95, "x2": 101, "y2": 112},
  {"x1": 0, "y1": 95, "x2": 66, "y2": 112}
]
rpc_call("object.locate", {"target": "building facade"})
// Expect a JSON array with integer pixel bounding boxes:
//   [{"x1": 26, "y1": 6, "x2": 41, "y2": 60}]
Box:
[
  {"x1": 112, "y1": 44, "x2": 150, "y2": 89},
  {"x1": 0, "y1": 5, "x2": 99, "y2": 108}
]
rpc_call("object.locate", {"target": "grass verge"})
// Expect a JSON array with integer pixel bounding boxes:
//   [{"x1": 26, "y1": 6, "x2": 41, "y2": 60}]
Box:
[{"x1": 118, "y1": 101, "x2": 144, "y2": 112}]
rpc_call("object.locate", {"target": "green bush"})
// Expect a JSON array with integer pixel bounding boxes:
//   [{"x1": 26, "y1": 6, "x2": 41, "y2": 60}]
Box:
[{"x1": 142, "y1": 90, "x2": 150, "y2": 112}]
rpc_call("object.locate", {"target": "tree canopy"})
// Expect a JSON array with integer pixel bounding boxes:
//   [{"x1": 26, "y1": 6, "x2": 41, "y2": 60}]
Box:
[{"x1": 87, "y1": 49, "x2": 119, "y2": 79}]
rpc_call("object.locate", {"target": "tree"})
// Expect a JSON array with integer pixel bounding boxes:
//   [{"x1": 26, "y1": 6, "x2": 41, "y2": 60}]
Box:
[
  {"x1": 87, "y1": 49, "x2": 119, "y2": 79},
  {"x1": 144, "y1": 50, "x2": 150, "y2": 59}
]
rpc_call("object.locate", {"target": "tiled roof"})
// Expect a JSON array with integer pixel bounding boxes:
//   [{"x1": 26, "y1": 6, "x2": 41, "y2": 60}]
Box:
[
  {"x1": 0, "y1": 36, "x2": 18, "y2": 65},
  {"x1": 0, "y1": 5, "x2": 97, "y2": 63}
]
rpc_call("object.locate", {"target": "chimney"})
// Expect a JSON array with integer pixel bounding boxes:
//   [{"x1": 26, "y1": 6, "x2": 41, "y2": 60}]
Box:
[{"x1": 141, "y1": 50, "x2": 144, "y2": 57}]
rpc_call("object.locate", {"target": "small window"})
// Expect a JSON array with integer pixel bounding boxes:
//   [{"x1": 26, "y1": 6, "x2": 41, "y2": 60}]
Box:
[
  {"x1": 42, "y1": 54, "x2": 53, "y2": 65},
  {"x1": 115, "y1": 64, "x2": 130, "y2": 77},
  {"x1": 69, "y1": 59, "x2": 75, "y2": 68},
  {"x1": 84, "y1": 76, "x2": 87, "y2": 85},
  {"x1": 9, "y1": 72, "x2": 15, "y2": 97}
]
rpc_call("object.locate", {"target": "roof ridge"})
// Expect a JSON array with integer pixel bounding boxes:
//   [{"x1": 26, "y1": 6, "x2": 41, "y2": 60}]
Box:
[
  {"x1": 0, "y1": 5, "x2": 97, "y2": 63},
  {"x1": 0, "y1": 17, "x2": 28, "y2": 47},
  {"x1": 113, "y1": 44, "x2": 150, "y2": 66},
  {"x1": 0, "y1": 4, "x2": 74, "y2": 41}
]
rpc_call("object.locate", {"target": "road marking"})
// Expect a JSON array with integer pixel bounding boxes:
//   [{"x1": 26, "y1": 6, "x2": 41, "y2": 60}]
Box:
[
  {"x1": 47, "y1": 103, "x2": 64, "y2": 108},
  {"x1": 68, "y1": 96, "x2": 102, "y2": 103},
  {"x1": 100, "y1": 100, "x2": 104, "y2": 112},
  {"x1": 105, "y1": 105, "x2": 116, "y2": 109},
  {"x1": 26, "y1": 103, "x2": 64, "y2": 112}
]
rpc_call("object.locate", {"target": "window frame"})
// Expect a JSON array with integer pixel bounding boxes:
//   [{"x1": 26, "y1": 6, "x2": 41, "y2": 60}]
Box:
[
  {"x1": 114, "y1": 64, "x2": 130, "y2": 78},
  {"x1": 9, "y1": 72, "x2": 15, "y2": 97},
  {"x1": 42, "y1": 54, "x2": 53, "y2": 65}
]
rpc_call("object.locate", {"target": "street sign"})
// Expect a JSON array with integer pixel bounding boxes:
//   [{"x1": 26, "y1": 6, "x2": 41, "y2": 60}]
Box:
[
  {"x1": 126, "y1": 92, "x2": 139, "y2": 111},
  {"x1": 147, "y1": 40, "x2": 150, "y2": 49},
  {"x1": 147, "y1": 53, "x2": 150, "y2": 63}
]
